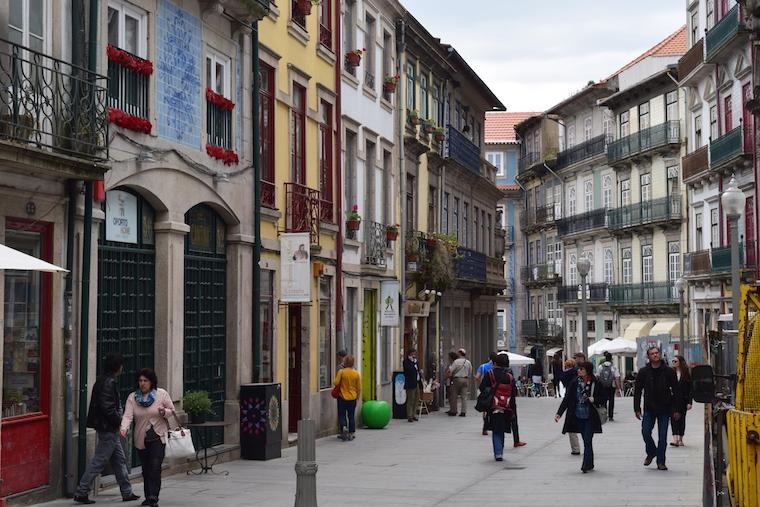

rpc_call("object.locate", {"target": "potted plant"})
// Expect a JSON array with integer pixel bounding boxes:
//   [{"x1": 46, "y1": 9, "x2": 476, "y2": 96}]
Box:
[
  {"x1": 382, "y1": 74, "x2": 400, "y2": 93},
  {"x1": 433, "y1": 127, "x2": 446, "y2": 142},
  {"x1": 422, "y1": 119, "x2": 435, "y2": 135},
  {"x1": 385, "y1": 224, "x2": 399, "y2": 241},
  {"x1": 345, "y1": 48, "x2": 365, "y2": 67},
  {"x1": 406, "y1": 238, "x2": 420, "y2": 263},
  {"x1": 346, "y1": 204, "x2": 361, "y2": 231},
  {"x1": 296, "y1": 0, "x2": 321, "y2": 16},
  {"x1": 408, "y1": 109, "x2": 421, "y2": 125},
  {"x1": 426, "y1": 234, "x2": 438, "y2": 248},
  {"x1": 183, "y1": 390, "x2": 214, "y2": 424}
]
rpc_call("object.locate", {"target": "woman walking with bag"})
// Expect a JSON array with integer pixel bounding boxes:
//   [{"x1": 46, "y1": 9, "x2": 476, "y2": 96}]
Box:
[
  {"x1": 120, "y1": 368, "x2": 176, "y2": 507},
  {"x1": 478, "y1": 353, "x2": 516, "y2": 461},
  {"x1": 554, "y1": 361, "x2": 603, "y2": 473},
  {"x1": 670, "y1": 355, "x2": 692, "y2": 447},
  {"x1": 333, "y1": 355, "x2": 361, "y2": 441}
]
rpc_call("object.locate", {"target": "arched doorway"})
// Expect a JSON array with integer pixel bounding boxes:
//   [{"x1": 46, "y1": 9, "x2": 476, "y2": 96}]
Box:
[
  {"x1": 97, "y1": 188, "x2": 156, "y2": 465},
  {"x1": 184, "y1": 204, "x2": 227, "y2": 446}
]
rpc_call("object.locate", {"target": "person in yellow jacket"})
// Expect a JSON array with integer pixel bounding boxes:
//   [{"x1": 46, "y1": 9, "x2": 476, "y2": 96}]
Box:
[{"x1": 334, "y1": 355, "x2": 362, "y2": 441}]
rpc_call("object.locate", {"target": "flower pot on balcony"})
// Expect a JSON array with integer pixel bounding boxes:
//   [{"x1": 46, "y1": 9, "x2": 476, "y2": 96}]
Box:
[
  {"x1": 426, "y1": 238, "x2": 438, "y2": 248},
  {"x1": 408, "y1": 112, "x2": 421, "y2": 126},
  {"x1": 382, "y1": 81, "x2": 397, "y2": 93},
  {"x1": 434, "y1": 129, "x2": 446, "y2": 142},
  {"x1": 297, "y1": 0, "x2": 313, "y2": 15},
  {"x1": 423, "y1": 121, "x2": 435, "y2": 134},
  {"x1": 386, "y1": 229, "x2": 398, "y2": 241},
  {"x1": 345, "y1": 51, "x2": 362, "y2": 67},
  {"x1": 347, "y1": 219, "x2": 361, "y2": 231}
]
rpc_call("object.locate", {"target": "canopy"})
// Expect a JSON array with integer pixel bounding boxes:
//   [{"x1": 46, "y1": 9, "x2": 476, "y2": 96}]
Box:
[
  {"x1": 0, "y1": 244, "x2": 67, "y2": 272},
  {"x1": 649, "y1": 320, "x2": 680, "y2": 337},
  {"x1": 546, "y1": 347, "x2": 563, "y2": 357},
  {"x1": 623, "y1": 320, "x2": 655, "y2": 340},
  {"x1": 588, "y1": 337, "x2": 637, "y2": 356},
  {"x1": 587, "y1": 339, "x2": 613, "y2": 357},
  {"x1": 504, "y1": 351, "x2": 535, "y2": 366}
]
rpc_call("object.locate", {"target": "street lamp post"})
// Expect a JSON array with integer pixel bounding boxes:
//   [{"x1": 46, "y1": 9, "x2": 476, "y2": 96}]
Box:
[
  {"x1": 720, "y1": 176, "x2": 746, "y2": 367},
  {"x1": 576, "y1": 256, "x2": 591, "y2": 358},
  {"x1": 674, "y1": 277, "x2": 685, "y2": 359}
]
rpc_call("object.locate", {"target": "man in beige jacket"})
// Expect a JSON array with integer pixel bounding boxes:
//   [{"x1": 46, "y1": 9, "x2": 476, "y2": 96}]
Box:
[{"x1": 447, "y1": 348, "x2": 473, "y2": 416}]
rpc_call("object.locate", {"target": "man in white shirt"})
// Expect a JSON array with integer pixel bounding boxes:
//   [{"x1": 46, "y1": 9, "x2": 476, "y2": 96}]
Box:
[{"x1": 447, "y1": 348, "x2": 473, "y2": 417}]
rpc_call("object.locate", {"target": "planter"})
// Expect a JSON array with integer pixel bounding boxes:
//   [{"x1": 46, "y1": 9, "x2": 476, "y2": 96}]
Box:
[
  {"x1": 382, "y1": 81, "x2": 397, "y2": 93},
  {"x1": 426, "y1": 238, "x2": 438, "y2": 248},
  {"x1": 347, "y1": 219, "x2": 361, "y2": 231},
  {"x1": 423, "y1": 122, "x2": 435, "y2": 134},
  {"x1": 434, "y1": 131, "x2": 446, "y2": 142},
  {"x1": 408, "y1": 114, "x2": 421, "y2": 126},
  {"x1": 297, "y1": 0, "x2": 313, "y2": 15},
  {"x1": 386, "y1": 230, "x2": 399, "y2": 241},
  {"x1": 406, "y1": 254, "x2": 419, "y2": 263},
  {"x1": 345, "y1": 52, "x2": 362, "y2": 67},
  {"x1": 189, "y1": 412, "x2": 207, "y2": 425}
]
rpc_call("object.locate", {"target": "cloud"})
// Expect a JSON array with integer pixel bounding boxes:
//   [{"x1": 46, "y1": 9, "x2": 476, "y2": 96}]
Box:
[{"x1": 402, "y1": 0, "x2": 685, "y2": 110}]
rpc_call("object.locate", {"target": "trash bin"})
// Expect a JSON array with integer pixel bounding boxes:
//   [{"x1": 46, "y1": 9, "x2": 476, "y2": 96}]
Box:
[
  {"x1": 239, "y1": 383, "x2": 282, "y2": 460},
  {"x1": 391, "y1": 371, "x2": 407, "y2": 419}
]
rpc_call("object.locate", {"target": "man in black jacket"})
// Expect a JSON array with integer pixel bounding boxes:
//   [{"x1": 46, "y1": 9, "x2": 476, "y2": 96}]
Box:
[
  {"x1": 74, "y1": 354, "x2": 139, "y2": 504},
  {"x1": 403, "y1": 349, "x2": 422, "y2": 422},
  {"x1": 634, "y1": 346, "x2": 682, "y2": 471}
]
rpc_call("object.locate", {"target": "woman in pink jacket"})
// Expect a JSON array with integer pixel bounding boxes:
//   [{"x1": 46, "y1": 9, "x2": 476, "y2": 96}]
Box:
[{"x1": 120, "y1": 368, "x2": 176, "y2": 507}]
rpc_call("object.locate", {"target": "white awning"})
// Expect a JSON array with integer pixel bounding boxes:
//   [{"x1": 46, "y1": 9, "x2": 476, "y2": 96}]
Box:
[
  {"x1": 0, "y1": 244, "x2": 67, "y2": 272},
  {"x1": 546, "y1": 347, "x2": 562, "y2": 357},
  {"x1": 587, "y1": 339, "x2": 613, "y2": 357},
  {"x1": 649, "y1": 320, "x2": 680, "y2": 336},
  {"x1": 623, "y1": 320, "x2": 655, "y2": 340}
]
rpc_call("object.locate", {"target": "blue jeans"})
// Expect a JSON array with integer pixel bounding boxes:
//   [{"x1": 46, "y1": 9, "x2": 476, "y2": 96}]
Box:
[
  {"x1": 337, "y1": 398, "x2": 357, "y2": 433},
  {"x1": 642, "y1": 411, "x2": 670, "y2": 464},
  {"x1": 492, "y1": 430, "x2": 505, "y2": 458},
  {"x1": 578, "y1": 417, "x2": 594, "y2": 470},
  {"x1": 75, "y1": 431, "x2": 133, "y2": 497}
]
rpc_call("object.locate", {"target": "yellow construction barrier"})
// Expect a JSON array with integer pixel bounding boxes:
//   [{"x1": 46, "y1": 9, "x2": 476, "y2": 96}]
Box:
[{"x1": 726, "y1": 409, "x2": 760, "y2": 507}]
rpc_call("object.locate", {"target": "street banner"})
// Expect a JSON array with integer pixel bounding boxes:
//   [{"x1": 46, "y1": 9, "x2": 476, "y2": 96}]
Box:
[
  {"x1": 280, "y1": 232, "x2": 311, "y2": 303},
  {"x1": 105, "y1": 190, "x2": 138, "y2": 243},
  {"x1": 380, "y1": 280, "x2": 399, "y2": 327}
]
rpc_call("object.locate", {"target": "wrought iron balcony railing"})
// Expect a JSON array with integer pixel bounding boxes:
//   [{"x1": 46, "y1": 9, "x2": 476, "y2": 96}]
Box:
[
  {"x1": 285, "y1": 182, "x2": 321, "y2": 245},
  {"x1": 456, "y1": 247, "x2": 487, "y2": 281},
  {"x1": 0, "y1": 38, "x2": 108, "y2": 160},
  {"x1": 684, "y1": 249, "x2": 712, "y2": 276},
  {"x1": 107, "y1": 47, "x2": 149, "y2": 120},
  {"x1": 558, "y1": 283, "x2": 609, "y2": 304},
  {"x1": 319, "y1": 22, "x2": 332, "y2": 49},
  {"x1": 678, "y1": 38, "x2": 704, "y2": 79},
  {"x1": 521, "y1": 262, "x2": 560, "y2": 284},
  {"x1": 710, "y1": 125, "x2": 751, "y2": 168},
  {"x1": 521, "y1": 319, "x2": 561, "y2": 338},
  {"x1": 405, "y1": 230, "x2": 430, "y2": 269},
  {"x1": 712, "y1": 240, "x2": 757, "y2": 272},
  {"x1": 291, "y1": 0, "x2": 307, "y2": 29},
  {"x1": 556, "y1": 134, "x2": 608, "y2": 169},
  {"x1": 705, "y1": 4, "x2": 744, "y2": 61},
  {"x1": 207, "y1": 94, "x2": 233, "y2": 150},
  {"x1": 362, "y1": 220, "x2": 387, "y2": 267},
  {"x1": 607, "y1": 196, "x2": 681, "y2": 231},
  {"x1": 608, "y1": 282, "x2": 677, "y2": 306},
  {"x1": 261, "y1": 179, "x2": 276, "y2": 209},
  {"x1": 518, "y1": 151, "x2": 541, "y2": 173},
  {"x1": 521, "y1": 204, "x2": 555, "y2": 231},
  {"x1": 556, "y1": 208, "x2": 607, "y2": 237},
  {"x1": 446, "y1": 124, "x2": 481, "y2": 174},
  {"x1": 607, "y1": 121, "x2": 680, "y2": 164},
  {"x1": 682, "y1": 145, "x2": 709, "y2": 181}
]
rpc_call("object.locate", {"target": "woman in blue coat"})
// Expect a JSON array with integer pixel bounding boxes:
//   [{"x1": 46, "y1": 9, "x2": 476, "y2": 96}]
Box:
[{"x1": 554, "y1": 361, "x2": 604, "y2": 473}]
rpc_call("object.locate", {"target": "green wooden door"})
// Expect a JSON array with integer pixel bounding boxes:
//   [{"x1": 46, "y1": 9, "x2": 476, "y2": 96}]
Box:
[
  {"x1": 97, "y1": 189, "x2": 155, "y2": 466},
  {"x1": 362, "y1": 290, "x2": 376, "y2": 401},
  {"x1": 184, "y1": 205, "x2": 227, "y2": 447}
]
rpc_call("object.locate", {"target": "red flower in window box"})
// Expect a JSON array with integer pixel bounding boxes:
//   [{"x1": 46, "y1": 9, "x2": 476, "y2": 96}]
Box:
[
  {"x1": 108, "y1": 108, "x2": 152, "y2": 134},
  {"x1": 345, "y1": 49, "x2": 364, "y2": 67},
  {"x1": 106, "y1": 44, "x2": 154, "y2": 76},
  {"x1": 206, "y1": 88, "x2": 235, "y2": 111},
  {"x1": 383, "y1": 74, "x2": 400, "y2": 93},
  {"x1": 206, "y1": 144, "x2": 240, "y2": 166}
]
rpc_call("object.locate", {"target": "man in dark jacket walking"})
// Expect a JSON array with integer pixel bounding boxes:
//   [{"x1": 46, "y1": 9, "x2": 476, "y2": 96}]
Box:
[
  {"x1": 634, "y1": 346, "x2": 682, "y2": 470},
  {"x1": 74, "y1": 354, "x2": 139, "y2": 504},
  {"x1": 403, "y1": 349, "x2": 422, "y2": 422}
]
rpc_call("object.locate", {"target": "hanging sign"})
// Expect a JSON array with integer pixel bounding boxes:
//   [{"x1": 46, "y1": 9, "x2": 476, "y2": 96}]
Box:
[
  {"x1": 280, "y1": 233, "x2": 311, "y2": 303},
  {"x1": 380, "y1": 280, "x2": 400, "y2": 327},
  {"x1": 105, "y1": 190, "x2": 137, "y2": 243},
  {"x1": 404, "y1": 300, "x2": 430, "y2": 318}
]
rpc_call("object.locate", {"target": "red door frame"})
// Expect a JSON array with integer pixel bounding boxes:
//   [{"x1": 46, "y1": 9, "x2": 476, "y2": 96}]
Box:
[{"x1": 1, "y1": 217, "x2": 53, "y2": 497}]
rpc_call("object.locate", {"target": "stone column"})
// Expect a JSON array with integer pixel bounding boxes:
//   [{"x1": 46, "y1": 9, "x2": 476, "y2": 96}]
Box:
[{"x1": 153, "y1": 220, "x2": 189, "y2": 403}]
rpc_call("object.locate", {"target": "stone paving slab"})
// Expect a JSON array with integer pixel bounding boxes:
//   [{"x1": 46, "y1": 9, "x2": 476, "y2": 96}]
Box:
[{"x1": 36, "y1": 397, "x2": 704, "y2": 506}]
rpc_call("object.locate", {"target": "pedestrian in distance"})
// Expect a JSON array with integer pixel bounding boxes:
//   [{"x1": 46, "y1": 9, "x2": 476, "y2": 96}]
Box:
[
  {"x1": 336, "y1": 349, "x2": 347, "y2": 370},
  {"x1": 670, "y1": 355, "x2": 692, "y2": 447},
  {"x1": 551, "y1": 353, "x2": 563, "y2": 398},
  {"x1": 634, "y1": 346, "x2": 682, "y2": 470},
  {"x1": 478, "y1": 352, "x2": 517, "y2": 461},
  {"x1": 475, "y1": 352, "x2": 497, "y2": 435},
  {"x1": 444, "y1": 351, "x2": 458, "y2": 410},
  {"x1": 529, "y1": 357, "x2": 544, "y2": 397},
  {"x1": 447, "y1": 348, "x2": 473, "y2": 417},
  {"x1": 596, "y1": 351, "x2": 621, "y2": 421},
  {"x1": 502, "y1": 353, "x2": 527, "y2": 448},
  {"x1": 73, "y1": 353, "x2": 140, "y2": 505},
  {"x1": 554, "y1": 361, "x2": 604, "y2": 473},
  {"x1": 120, "y1": 368, "x2": 176, "y2": 507},
  {"x1": 333, "y1": 355, "x2": 361, "y2": 441},
  {"x1": 560, "y1": 356, "x2": 581, "y2": 455},
  {"x1": 403, "y1": 348, "x2": 422, "y2": 422}
]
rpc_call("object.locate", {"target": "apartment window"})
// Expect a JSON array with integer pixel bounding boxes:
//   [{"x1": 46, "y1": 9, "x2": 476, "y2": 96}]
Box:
[
  {"x1": 669, "y1": 241, "x2": 681, "y2": 282},
  {"x1": 640, "y1": 173, "x2": 651, "y2": 201},
  {"x1": 605, "y1": 320, "x2": 613, "y2": 332},
  {"x1": 695, "y1": 212, "x2": 703, "y2": 248},
  {"x1": 342, "y1": 1, "x2": 355, "y2": 73},
  {"x1": 10, "y1": 0, "x2": 45, "y2": 53},
  {"x1": 382, "y1": 151, "x2": 392, "y2": 224},
  {"x1": 319, "y1": 0, "x2": 332, "y2": 48},
  {"x1": 319, "y1": 101, "x2": 334, "y2": 222},
  {"x1": 487, "y1": 152, "x2": 504, "y2": 176},
  {"x1": 344, "y1": 287, "x2": 356, "y2": 355},
  {"x1": 292, "y1": 0, "x2": 307, "y2": 29},
  {"x1": 711, "y1": 208, "x2": 719, "y2": 247},
  {"x1": 666, "y1": 91, "x2": 678, "y2": 122},
  {"x1": 667, "y1": 165, "x2": 679, "y2": 197},
  {"x1": 364, "y1": 141, "x2": 375, "y2": 223},
  {"x1": 291, "y1": 83, "x2": 306, "y2": 183},
  {"x1": 463, "y1": 202, "x2": 469, "y2": 247},
  {"x1": 345, "y1": 131, "x2": 357, "y2": 211},
  {"x1": 107, "y1": 2, "x2": 148, "y2": 117},
  {"x1": 318, "y1": 279, "x2": 332, "y2": 389},
  {"x1": 724, "y1": 95, "x2": 733, "y2": 131},
  {"x1": 602, "y1": 175, "x2": 612, "y2": 209},
  {"x1": 474, "y1": 206, "x2": 479, "y2": 250},
  {"x1": 406, "y1": 174, "x2": 416, "y2": 232},
  {"x1": 642, "y1": 245, "x2": 653, "y2": 283},
  {"x1": 567, "y1": 124, "x2": 576, "y2": 148},
  {"x1": 638, "y1": 102, "x2": 650, "y2": 130},
  {"x1": 206, "y1": 52, "x2": 233, "y2": 149},
  {"x1": 431, "y1": 81, "x2": 441, "y2": 125},
  {"x1": 619, "y1": 111, "x2": 630, "y2": 137},
  {"x1": 584, "y1": 179, "x2": 593, "y2": 212},
  {"x1": 604, "y1": 248, "x2": 613, "y2": 284},
  {"x1": 382, "y1": 31, "x2": 391, "y2": 84},
  {"x1": 694, "y1": 114, "x2": 703, "y2": 148},
  {"x1": 691, "y1": 10, "x2": 699, "y2": 44},
  {"x1": 620, "y1": 178, "x2": 631, "y2": 206},
  {"x1": 406, "y1": 61, "x2": 416, "y2": 110},
  {"x1": 420, "y1": 73, "x2": 429, "y2": 119},
  {"x1": 588, "y1": 320, "x2": 596, "y2": 332},
  {"x1": 428, "y1": 186, "x2": 437, "y2": 233},
  {"x1": 622, "y1": 247, "x2": 632, "y2": 284},
  {"x1": 364, "y1": 14, "x2": 375, "y2": 89},
  {"x1": 710, "y1": 105, "x2": 718, "y2": 140},
  {"x1": 453, "y1": 197, "x2": 460, "y2": 240},
  {"x1": 567, "y1": 186, "x2": 576, "y2": 216},
  {"x1": 259, "y1": 63, "x2": 275, "y2": 207},
  {"x1": 569, "y1": 254, "x2": 577, "y2": 286},
  {"x1": 603, "y1": 110, "x2": 614, "y2": 141},
  {"x1": 585, "y1": 252, "x2": 594, "y2": 281},
  {"x1": 584, "y1": 116, "x2": 592, "y2": 141},
  {"x1": 443, "y1": 192, "x2": 449, "y2": 233},
  {"x1": 707, "y1": 1, "x2": 715, "y2": 29},
  {"x1": 482, "y1": 210, "x2": 488, "y2": 254}
]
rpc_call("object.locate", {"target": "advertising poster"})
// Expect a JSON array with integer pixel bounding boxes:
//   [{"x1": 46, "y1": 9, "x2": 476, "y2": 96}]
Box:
[
  {"x1": 105, "y1": 190, "x2": 138, "y2": 243},
  {"x1": 280, "y1": 232, "x2": 311, "y2": 303},
  {"x1": 380, "y1": 280, "x2": 399, "y2": 327}
]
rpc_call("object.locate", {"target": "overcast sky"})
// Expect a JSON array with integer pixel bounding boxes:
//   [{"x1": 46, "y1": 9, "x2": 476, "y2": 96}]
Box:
[{"x1": 401, "y1": 0, "x2": 685, "y2": 112}]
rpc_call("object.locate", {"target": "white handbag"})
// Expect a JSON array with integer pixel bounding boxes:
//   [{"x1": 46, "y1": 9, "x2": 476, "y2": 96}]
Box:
[{"x1": 164, "y1": 415, "x2": 196, "y2": 460}]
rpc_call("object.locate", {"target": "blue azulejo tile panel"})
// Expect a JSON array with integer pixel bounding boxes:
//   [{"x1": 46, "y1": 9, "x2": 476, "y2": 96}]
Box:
[{"x1": 157, "y1": 0, "x2": 202, "y2": 149}]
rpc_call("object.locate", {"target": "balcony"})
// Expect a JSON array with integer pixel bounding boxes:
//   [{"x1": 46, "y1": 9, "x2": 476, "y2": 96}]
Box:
[
  {"x1": 710, "y1": 125, "x2": 752, "y2": 173},
  {"x1": 521, "y1": 319, "x2": 562, "y2": 339},
  {"x1": 608, "y1": 282, "x2": 677, "y2": 308},
  {"x1": 519, "y1": 151, "x2": 541, "y2": 173},
  {"x1": 0, "y1": 38, "x2": 108, "y2": 163},
  {"x1": 684, "y1": 249, "x2": 712, "y2": 277},
  {"x1": 677, "y1": 38, "x2": 704, "y2": 83},
  {"x1": 285, "y1": 182, "x2": 321, "y2": 245},
  {"x1": 521, "y1": 262, "x2": 560, "y2": 287},
  {"x1": 456, "y1": 247, "x2": 486, "y2": 282},
  {"x1": 705, "y1": 5, "x2": 747, "y2": 63},
  {"x1": 607, "y1": 121, "x2": 680, "y2": 165},
  {"x1": 405, "y1": 230, "x2": 430, "y2": 272},
  {"x1": 556, "y1": 208, "x2": 607, "y2": 238},
  {"x1": 558, "y1": 283, "x2": 609, "y2": 304},
  {"x1": 556, "y1": 134, "x2": 607, "y2": 170},
  {"x1": 712, "y1": 241, "x2": 757, "y2": 272},
  {"x1": 362, "y1": 220, "x2": 386, "y2": 268},
  {"x1": 682, "y1": 145, "x2": 709, "y2": 182},
  {"x1": 446, "y1": 124, "x2": 480, "y2": 175},
  {"x1": 107, "y1": 47, "x2": 149, "y2": 122},
  {"x1": 607, "y1": 196, "x2": 681, "y2": 232},
  {"x1": 521, "y1": 204, "x2": 556, "y2": 233}
]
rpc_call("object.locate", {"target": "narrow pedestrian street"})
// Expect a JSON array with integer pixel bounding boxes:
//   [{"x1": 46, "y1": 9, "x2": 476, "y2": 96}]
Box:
[{"x1": 38, "y1": 398, "x2": 703, "y2": 507}]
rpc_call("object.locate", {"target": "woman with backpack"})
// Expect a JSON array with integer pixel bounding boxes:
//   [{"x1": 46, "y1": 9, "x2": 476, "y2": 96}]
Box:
[
  {"x1": 478, "y1": 353, "x2": 516, "y2": 461},
  {"x1": 554, "y1": 361, "x2": 604, "y2": 473},
  {"x1": 670, "y1": 355, "x2": 692, "y2": 447}
]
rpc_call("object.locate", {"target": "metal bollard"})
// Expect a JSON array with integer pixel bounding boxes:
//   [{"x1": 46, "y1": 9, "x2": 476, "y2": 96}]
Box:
[{"x1": 294, "y1": 419, "x2": 318, "y2": 507}]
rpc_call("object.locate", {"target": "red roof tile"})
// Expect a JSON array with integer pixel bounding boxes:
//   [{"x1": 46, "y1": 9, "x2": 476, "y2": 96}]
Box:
[
  {"x1": 485, "y1": 112, "x2": 541, "y2": 144},
  {"x1": 607, "y1": 25, "x2": 687, "y2": 79}
]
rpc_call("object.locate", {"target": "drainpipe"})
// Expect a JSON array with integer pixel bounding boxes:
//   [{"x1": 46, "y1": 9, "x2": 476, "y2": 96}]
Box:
[
  {"x1": 397, "y1": 18, "x2": 406, "y2": 358},
  {"x1": 335, "y1": 1, "x2": 344, "y2": 352},
  {"x1": 252, "y1": 17, "x2": 262, "y2": 381}
]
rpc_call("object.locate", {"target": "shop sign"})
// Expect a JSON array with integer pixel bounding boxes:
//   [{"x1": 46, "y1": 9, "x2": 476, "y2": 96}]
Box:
[
  {"x1": 280, "y1": 232, "x2": 311, "y2": 303},
  {"x1": 105, "y1": 190, "x2": 138, "y2": 243},
  {"x1": 380, "y1": 280, "x2": 399, "y2": 327},
  {"x1": 404, "y1": 300, "x2": 430, "y2": 318}
]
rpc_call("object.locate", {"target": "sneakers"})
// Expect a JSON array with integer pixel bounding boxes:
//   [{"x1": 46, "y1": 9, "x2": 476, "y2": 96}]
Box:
[
  {"x1": 644, "y1": 455, "x2": 655, "y2": 466},
  {"x1": 494, "y1": 455, "x2": 503, "y2": 461},
  {"x1": 459, "y1": 413, "x2": 466, "y2": 417},
  {"x1": 339, "y1": 427, "x2": 348, "y2": 440},
  {"x1": 657, "y1": 463, "x2": 668, "y2": 471},
  {"x1": 348, "y1": 433, "x2": 355, "y2": 441},
  {"x1": 122, "y1": 494, "x2": 140, "y2": 502},
  {"x1": 571, "y1": 451, "x2": 581, "y2": 455},
  {"x1": 447, "y1": 412, "x2": 457, "y2": 416},
  {"x1": 73, "y1": 496, "x2": 95, "y2": 505},
  {"x1": 513, "y1": 442, "x2": 527, "y2": 447},
  {"x1": 482, "y1": 430, "x2": 488, "y2": 436}
]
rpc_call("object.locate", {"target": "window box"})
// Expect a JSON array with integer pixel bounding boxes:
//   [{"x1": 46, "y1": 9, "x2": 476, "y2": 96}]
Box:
[{"x1": 345, "y1": 49, "x2": 364, "y2": 67}]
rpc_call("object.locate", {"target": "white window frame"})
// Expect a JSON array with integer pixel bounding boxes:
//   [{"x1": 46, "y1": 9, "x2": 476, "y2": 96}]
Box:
[
  {"x1": 621, "y1": 179, "x2": 631, "y2": 206},
  {"x1": 569, "y1": 253, "x2": 578, "y2": 286},
  {"x1": 622, "y1": 247, "x2": 632, "y2": 284},
  {"x1": 584, "y1": 116, "x2": 592, "y2": 141},
  {"x1": 640, "y1": 174, "x2": 651, "y2": 202},
  {"x1": 567, "y1": 123, "x2": 576, "y2": 148},
  {"x1": 602, "y1": 175, "x2": 612, "y2": 209},
  {"x1": 107, "y1": 1, "x2": 148, "y2": 57},
  {"x1": 668, "y1": 241, "x2": 681, "y2": 282},
  {"x1": 584, "y1": 179, "x2": 593, "y2": 212},
  {"x1": 604, "y1": 248, "x2": 613, "y2": 284},
  {"x1": 206, "y1": 50, "x2": 231, "y2": 99},
  {"x1": 642, "y1": 245, "x2": 653, "y2": 283},
  {"x1": 567, "y1": 185, "x2": 576, "y2": 216},
  {"x1": 487, "y1": 151, "x2": 504, "y2": 176},
  {"x1": 9, "y1": 0, "x2": 48, "y2": 52}
]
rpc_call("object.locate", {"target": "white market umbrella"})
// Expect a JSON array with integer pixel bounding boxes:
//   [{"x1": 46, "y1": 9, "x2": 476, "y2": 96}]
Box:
[
  {"x1": 0, "y1": 244, "x2": 67, "y2": 272},
  {"x1": 587, "y1": 339, "x2": 613, "y2": 357},
  {"x1": 502, "y1": 351, "x2": 535, "y2": 366},
  {"x1": 604, "y1": 337, "x2": 638, "y2": 356}
]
